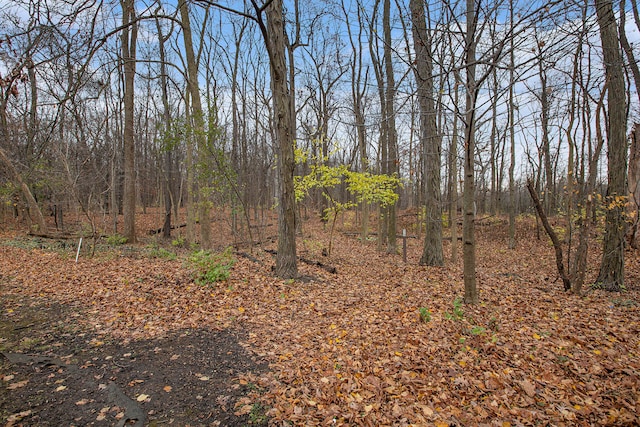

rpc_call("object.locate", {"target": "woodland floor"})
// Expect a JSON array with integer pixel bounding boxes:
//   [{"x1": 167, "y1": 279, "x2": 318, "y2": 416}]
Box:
[{"x1": 0, "y1": 208, "x2": 639, "y2": 426}]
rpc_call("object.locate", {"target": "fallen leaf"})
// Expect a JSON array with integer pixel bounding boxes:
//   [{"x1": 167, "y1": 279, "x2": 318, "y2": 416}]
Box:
[
  {"x1": 6, "y1": 410, "x2": 31, "y2": 423},
  {"x1": 163, "y1": 385, "x2": 172, "y2": 392},
  {"x1": 519, "y1": 379, "x2": 536, "y2": 397},
  {"x1": 55, "y1": 385, "x2": 67, "y2": 392},
  {"x1": 136, "y1": 394, "x2": 149, "y2": 402},
  {"x1": 8, "y1": 380, "x2": 28, "y2": 390}
]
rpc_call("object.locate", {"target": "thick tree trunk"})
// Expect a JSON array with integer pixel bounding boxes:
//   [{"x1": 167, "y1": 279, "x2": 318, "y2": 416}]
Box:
[
  {"x1": 266, "y1": 0, "x2": 298, "y2": 279},
  {"x1": 410, "y1": 0, "x2": 443, "y2": 266},
  {"x1": 595, "y1": 0, "x2": 627, "y2": 291}
]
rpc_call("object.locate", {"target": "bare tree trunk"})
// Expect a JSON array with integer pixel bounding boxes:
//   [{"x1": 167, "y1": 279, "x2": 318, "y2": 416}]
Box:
[
  {"x1": 572, "y1": 89, "x2": 606, "y2": 294},
  {"x1": 185, "y1": 91, "x2": 196, "y2": 244},
  {"x1": 527, "y1": 180, "x2": 572, "y2": 291},
  {"x1": 265, "y1": 0, "x2": 298, "y2": 278},
  {"x1": 507, "y1": 0, "x2": 516, "y2": 250},
  {"x1": 463, "y1": 0, "x2": 478, "y2": 304},
  {"x1": 343, "y1": 1, "x2": 370, "y2": 242},
  {"x1": 383, "y1": 0, "x2": 398, "y2": 254},
  {"x1": 155, "y1": 12, "x2": 174, "y2": 239},
  {"x1": 449, "y1": 81, "x2": 460, "y2": 263},
  {"x1": 595, "y1": 0, "x2": 627, "y2": 291},
  {"x1": 619, "y1": 0, "x2": 640, "y2": 107},
  {"x1": 410, "y1": 0, "x2": 443, "y2": 266},
  {"x1": 121, "y1": 0, "x2": 138, "y2": 243},
  {"x1": 629, "y1": 123, "x2": 640, "y2": 248},
  {"x1": 179, "y1": 0, "x2": 211, "y2": 248},
  {"x1": 538, "y1": 58, "x2": 554, "y2": 214}
]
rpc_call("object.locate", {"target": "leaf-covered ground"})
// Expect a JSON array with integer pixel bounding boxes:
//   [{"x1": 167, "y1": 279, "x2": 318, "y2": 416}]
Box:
[{"x1": 1, "y1": 211, "x2": 639, "y2": 426}]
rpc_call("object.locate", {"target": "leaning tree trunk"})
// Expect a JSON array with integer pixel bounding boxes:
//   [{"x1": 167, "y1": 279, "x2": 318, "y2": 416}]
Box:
[{"x1": 595, "y1": 0, "x2": 627, "y2": 291}]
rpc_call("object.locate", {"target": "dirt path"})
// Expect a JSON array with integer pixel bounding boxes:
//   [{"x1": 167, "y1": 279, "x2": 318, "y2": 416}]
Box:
[{"x1": 0, "y1": 296, "x2": 268, "y2": 426}]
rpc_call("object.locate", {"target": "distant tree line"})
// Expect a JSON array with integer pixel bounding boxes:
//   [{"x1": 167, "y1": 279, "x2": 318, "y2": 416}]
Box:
[{"x1": 0, "y1": 0, "x2": 637, "y2": 294}]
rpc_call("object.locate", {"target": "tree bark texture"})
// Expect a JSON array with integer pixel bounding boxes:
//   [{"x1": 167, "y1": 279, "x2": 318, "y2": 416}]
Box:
[
  {"x1": 595, "y1": 0, "x2": 627, "y2": 291},
  {"x1": 410, "y1": 0, "x2": 443, "y2": 266},
  {"x1": 266, "y1": 0, "x2": 298, "y2": 279}
]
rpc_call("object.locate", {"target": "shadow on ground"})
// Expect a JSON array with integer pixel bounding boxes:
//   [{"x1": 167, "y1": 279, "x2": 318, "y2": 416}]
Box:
[{"x1": 0, "y1": 297, "x2": 268, "y2": 426}]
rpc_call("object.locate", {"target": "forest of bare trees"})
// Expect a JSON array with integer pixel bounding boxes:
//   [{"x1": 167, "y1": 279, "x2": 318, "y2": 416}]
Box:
[{"x1": 1, "y1": 0, "x2": 639, "y2": 292}]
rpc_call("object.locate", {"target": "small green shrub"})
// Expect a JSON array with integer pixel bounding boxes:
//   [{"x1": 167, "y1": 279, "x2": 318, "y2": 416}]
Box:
[
  {"x1": 106, "y1": 234, "x2": 127, "y2": 245},
  {"x1": 249, "y1": 402, "x2": 268, "y2": 424},
  {"x1": 470, "y1": 326, "x2": 486, "y2": 335},
  {"x1": 444, "y1": 297, "x2": 464, "y2": 321},
  {"x1": 187, "y1": 247, "x2": 235, "y2": 285},
  {"x1": 419, "y1": 307, "x2": 431, "y2": 323},
  {"x1": 171, "y1": 236, "x2": 185, "y2": 247},
  {"x1": 149, "y1": 246, "x2": 177, "y2": 260}
]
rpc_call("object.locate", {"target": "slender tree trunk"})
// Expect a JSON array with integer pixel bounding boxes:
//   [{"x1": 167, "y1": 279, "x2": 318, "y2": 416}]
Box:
[
  {"x1": 449, "y1": 81, "x2": 460, "y2": 263},
  {"x1": 629, "y1": 123, "x2": 640, "y2": 248},
  {"x1": 383, "y1": 0, "x2": 398, "y2": 254},
  {"x1": 410, "y1": 0, "x2": 443, "y2": 266},
  {"x1": 508, "y1": 0, "x2": 516, "y2": 250},
  {"x1": 595, "y1": 0, "x2": 627, "y2": 291},
  {"x1": 179, "y1": 0, "x2": 211, "y2": 248},
  {"x1": 344, "y1": 2, "x2": 370, "y2": 242},
  {"x1": 619, "y1": 0, "x2": 640, "y2": 107},
  {"x1": 489, "y1": 67, "x2": 498, "y2": 216},
  {"x1": 155, "y1": 13, "x2": 173, "y2": 239},
  {"x1": 121, "y1": 0, "x2": 138, "y2": 243},
  {"x1": 185, "y1": 93, "x2": 196, "y2": 244},
  {"x1": 463, "y1": 0, "x2": 478, "y2": 304},
  {"x1": 538, "y1": 58, "x2": 554, "y2": 214}
]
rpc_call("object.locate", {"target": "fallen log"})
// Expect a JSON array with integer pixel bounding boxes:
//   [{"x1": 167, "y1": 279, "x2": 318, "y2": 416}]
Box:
[
  {"x1": 264, "y1": 249, "x2": 337, "y2": 274},
  {"x1": 148, "y1": 223, "x2": 187, "y2": 235}
]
